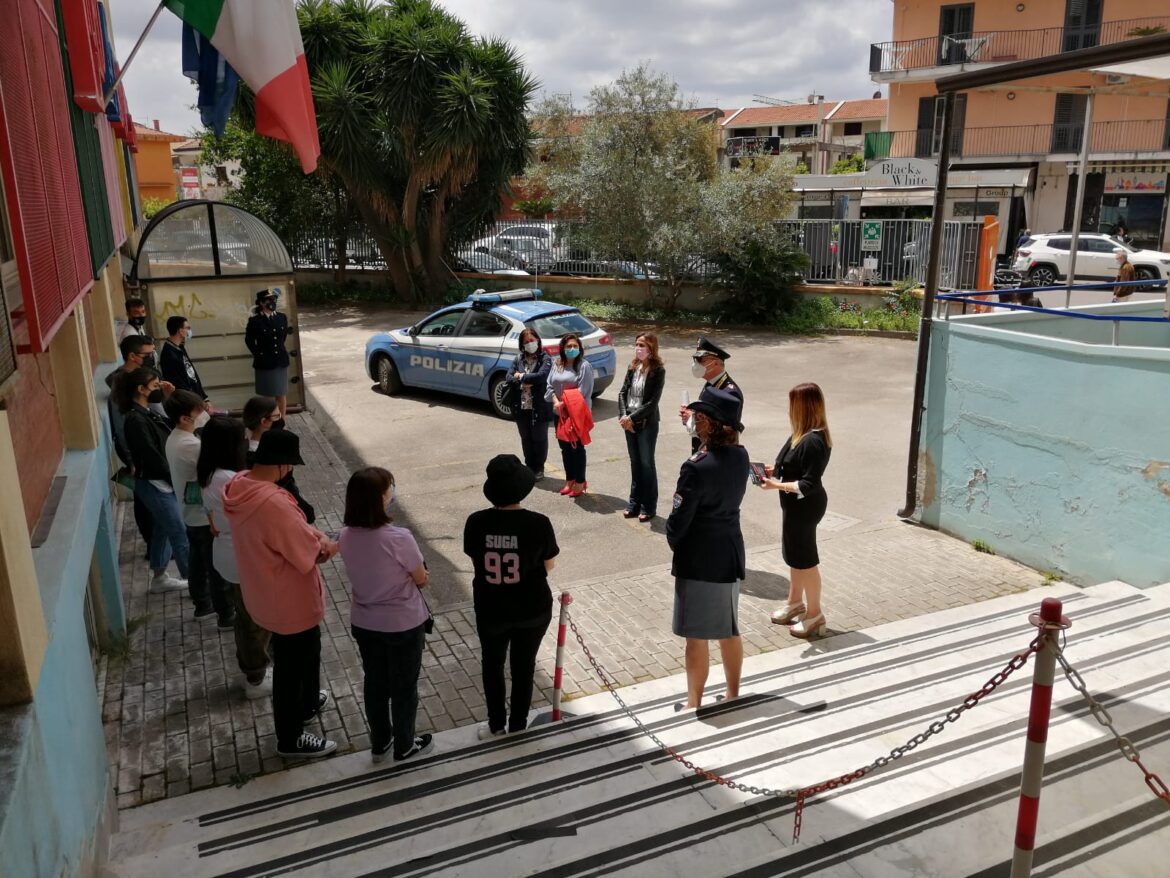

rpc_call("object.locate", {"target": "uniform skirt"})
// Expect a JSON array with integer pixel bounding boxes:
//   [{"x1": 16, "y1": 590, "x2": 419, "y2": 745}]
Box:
[
  {"x1": 255, "y1": 366, "x2": 289, "y2": 396},
  {"x1": 672, "y1": 577, "x2": 740, "y2": 640}
]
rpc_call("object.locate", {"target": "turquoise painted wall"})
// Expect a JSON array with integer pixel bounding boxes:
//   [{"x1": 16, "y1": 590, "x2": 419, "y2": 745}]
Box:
[
  {"x1": 920, "y1": 306, "x2": 1170, "y2": 587},
  {"x1": 0, "y1": 370, "x2": 125, "y2": 877}
]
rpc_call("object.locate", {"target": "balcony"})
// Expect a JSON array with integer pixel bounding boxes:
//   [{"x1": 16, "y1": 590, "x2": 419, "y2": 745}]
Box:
[
  {"x1": 864, "y1": 119, "x2": 1170, "y2": 161},
  {"x1": 724, "y1": 135, "x2": 859, "y2": 158},
  {"x1": 870, "y1": 17, "x2": 1170, "y2": 78}
]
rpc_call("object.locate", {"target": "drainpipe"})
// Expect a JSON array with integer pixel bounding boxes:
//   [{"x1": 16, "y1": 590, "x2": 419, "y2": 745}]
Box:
[
  {"x1": 1064, "y1": 93, "x2": 1095, "y2": 307},
  {"x1": 898, "y1": 90, "x2": 956, "y2": 520}
]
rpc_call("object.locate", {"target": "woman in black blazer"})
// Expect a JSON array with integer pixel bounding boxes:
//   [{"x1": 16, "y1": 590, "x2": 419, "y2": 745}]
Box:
[
  {"x1": 617, "y1": 332, "x2": 666, "y2": 521},
  {"x1": 245, "y1": 288, "x2": 291, "y2": 417},
  {"x1": 505, "y1": 327, "x2": 554, "y2": 479}
]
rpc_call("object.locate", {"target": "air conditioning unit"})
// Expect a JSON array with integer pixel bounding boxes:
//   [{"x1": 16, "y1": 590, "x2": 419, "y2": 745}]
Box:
[{"x1": 1104, "y1": 73, "x2": 1130, "y2": 85}]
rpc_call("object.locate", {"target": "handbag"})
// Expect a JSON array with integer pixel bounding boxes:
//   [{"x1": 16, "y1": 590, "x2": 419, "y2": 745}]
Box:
[{"x1": 183, "y1": 480, "x2": 203, "y2": 506}]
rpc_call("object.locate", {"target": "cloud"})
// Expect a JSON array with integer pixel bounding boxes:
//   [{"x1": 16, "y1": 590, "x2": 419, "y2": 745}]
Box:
[{"x1": 111, "y1": 0, "x2": 889, "y2": 137}]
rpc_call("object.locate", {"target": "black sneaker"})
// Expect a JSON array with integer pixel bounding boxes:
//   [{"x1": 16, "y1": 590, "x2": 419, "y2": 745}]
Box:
[
  {"x1": 371, "y1": 739, "x2": 393, "y2": 764},
  {"x1": 394, "y1": 734, "x2": 434, "y2": 761},
  {"x1": 303, "y1": 690, "x2": 329, "y2": 722},
  {"x1": 217, "y1": 613, "x2": 236, "y2": 630},
  {"x1": 276, "y1": 733, "x2": 337, "y2": 759},
  {"x1": 193, "y1": 604, "x2": 216, "y2": 620}
]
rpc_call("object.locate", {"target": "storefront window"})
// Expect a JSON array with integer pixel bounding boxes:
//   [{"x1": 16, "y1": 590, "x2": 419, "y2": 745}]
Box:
[
  {"x1": 1097, "y1": 194, "x2": 1165, "y2": 250},
  {"x1": 952, "y1": 201, "x2": 1001, "y2": 218}
]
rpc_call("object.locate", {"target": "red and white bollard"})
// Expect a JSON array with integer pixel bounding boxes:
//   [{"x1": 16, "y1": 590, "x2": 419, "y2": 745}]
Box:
[
  {"x1": 552, "y1": 592, "x2": 573, "y2": 722},
  {"x1": 1011, "y1": 597, "x2": 1072, "y2": 877}
]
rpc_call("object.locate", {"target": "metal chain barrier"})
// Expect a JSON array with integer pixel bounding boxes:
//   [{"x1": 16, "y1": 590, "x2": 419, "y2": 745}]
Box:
[
  {"x1": 1053, "y1": 638, "x2": 1170, "y2": 806},
  {"x1": 566, "y1": 609, "x2": 1041, "y2": 842}
]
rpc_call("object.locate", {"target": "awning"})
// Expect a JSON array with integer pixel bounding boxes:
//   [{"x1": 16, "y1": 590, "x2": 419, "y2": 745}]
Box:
[{"x1": 860, "y1": 190, "x2": 935, "y2": 207}]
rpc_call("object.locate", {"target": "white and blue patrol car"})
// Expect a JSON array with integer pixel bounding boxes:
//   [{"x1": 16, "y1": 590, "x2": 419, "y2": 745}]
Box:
[{"x1": 364, "y1": 289, "x2": 617, "y2": 419}]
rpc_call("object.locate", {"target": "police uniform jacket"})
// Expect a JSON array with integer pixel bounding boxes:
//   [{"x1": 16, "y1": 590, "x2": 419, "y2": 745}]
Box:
[
  {"x1": 245, "y1": 311, "x2": 291, "y2": 370},
  {"x1": 666, "y1": 444, "x2": 749, "y2": 582}
]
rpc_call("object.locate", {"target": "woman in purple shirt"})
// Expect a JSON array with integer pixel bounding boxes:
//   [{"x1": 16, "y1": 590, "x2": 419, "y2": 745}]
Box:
[{"x1": 339, "y1": 467, "x2": 434, "y2": 763}]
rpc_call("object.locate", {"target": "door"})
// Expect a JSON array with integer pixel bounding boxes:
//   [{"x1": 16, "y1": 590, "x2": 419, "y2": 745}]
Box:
[
  {"x1": 1063, "y1": 0, "x2": 1102, "y2": 52},
  {"x1": 1078, "y1": 237, "x2": 1118, "y2": 280},
  {"x1": 938, "y1": 4, "x2": 975, "y2": 64},
  {"x1": 449, "y1": 309, "x2": 511, "y2": 396},
  {"x1": 1051, "y1": 94, "x2": 1088, "y2": 153},
  {"x1": 401, "y1": 307, "x2": 465, "y2": 390},
  {"x1": 916, "y1": 95, "x2": 966, "y2": 158}
]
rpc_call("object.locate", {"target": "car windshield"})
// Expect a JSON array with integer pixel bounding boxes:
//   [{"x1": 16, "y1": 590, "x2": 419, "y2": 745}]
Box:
[{"x1": 526, "y1": 311, "x2": 599, "y2": 339}]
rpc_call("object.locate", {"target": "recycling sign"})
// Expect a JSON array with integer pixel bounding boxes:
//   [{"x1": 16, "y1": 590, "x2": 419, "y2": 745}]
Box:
[{"x1": 861, "y1": 220, "x2": 882, "y2": 251}]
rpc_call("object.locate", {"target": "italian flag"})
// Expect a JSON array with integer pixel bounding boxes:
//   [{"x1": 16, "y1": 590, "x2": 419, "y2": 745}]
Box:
[{"x1": 164, "y1": 0, "x2": 320, "y2": 172}]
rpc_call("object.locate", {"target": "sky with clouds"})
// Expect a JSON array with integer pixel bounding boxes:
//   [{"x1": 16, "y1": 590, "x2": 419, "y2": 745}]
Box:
[{"x1": 113, "y1": 0, "x2": 892, "y2": 137}]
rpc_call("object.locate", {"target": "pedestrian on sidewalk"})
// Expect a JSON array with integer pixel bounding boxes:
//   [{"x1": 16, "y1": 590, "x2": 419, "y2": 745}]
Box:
[
  {"x1": 617, "y1": 332, "x2": 666, "y2": 522},
  {"x1": 667, "y1": 386, "x2": 748, "y2": 708},
  {"x1": 242, "y1": 395, "x2": 315, "y2": 522},
  {"x1": 196, "y1": 415, "x2": 272, "y2": 700},
  {"x1": 1112, "y1": 248, "x2": 1136, "y2": 301},
  {"x1": 165, "y1": 390, "x2": 234, "y2": 626},
  {"x1": 679, "y1": 337, "x2": 741, "y2": 453},
  {"x1": 117, "y1": 367, "x2": 190, "y2": 594},
  {"x1": 545, "y1": 333, "x2": 593, "y2": 497},
  {"x1": 759, "y1": 382, "x2": 832, "y2": 638},
  {"x1": 464, "y1": 454, "x2": 559, "y2": 739},
  {"x1": 506, "y1": 328, "x2": 553, "y2": 480},
  {"x1": 224, "y1": 430, "x2": 339, "y2": 759},
  {"x1": 339, "y1": 467, "x2": 434, "y2": 763},
  {"x1": 245, "y1": 288, "x2": 291, "y2": 418}
]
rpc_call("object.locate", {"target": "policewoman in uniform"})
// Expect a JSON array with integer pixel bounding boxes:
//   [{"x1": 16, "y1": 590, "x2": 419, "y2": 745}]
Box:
[
  {"x1": 679, "y1": 336, "x2": 742, "y2": 453},
  {"x1": 245, "y1": 288, "x2": 292, "y2": 418},
  {"x1": 666, "y1": 386, "x2": 749, "y2": 708}
]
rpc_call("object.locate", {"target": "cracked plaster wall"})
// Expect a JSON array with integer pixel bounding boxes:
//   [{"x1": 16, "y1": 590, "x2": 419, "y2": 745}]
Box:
[{"x1": 919, "y1": 320, "x2": 1170, "y2": 587}]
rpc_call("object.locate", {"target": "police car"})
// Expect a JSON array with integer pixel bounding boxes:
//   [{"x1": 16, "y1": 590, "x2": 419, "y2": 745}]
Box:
[{"x1": 364, "y1": 289, "x2": 617, "y2": 419}]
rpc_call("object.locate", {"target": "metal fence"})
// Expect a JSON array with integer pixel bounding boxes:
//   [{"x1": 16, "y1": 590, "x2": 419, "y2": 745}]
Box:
[{"x1": 291, "y1": 217, "x2": 985, "y2": 290}]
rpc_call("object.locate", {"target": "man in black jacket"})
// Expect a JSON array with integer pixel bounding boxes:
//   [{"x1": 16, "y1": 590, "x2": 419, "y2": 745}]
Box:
[{"x1": 159, "y1": 316, "x2": 210, "y2": 407}]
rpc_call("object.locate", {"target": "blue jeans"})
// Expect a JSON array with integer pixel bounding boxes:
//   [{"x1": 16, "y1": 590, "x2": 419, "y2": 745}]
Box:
[
  {"x1": 624, "y1": 421, "x2": 659, "y2": 516},
  {"x1": 134, "y1": 479, "x2": 190, "y2": 577}
]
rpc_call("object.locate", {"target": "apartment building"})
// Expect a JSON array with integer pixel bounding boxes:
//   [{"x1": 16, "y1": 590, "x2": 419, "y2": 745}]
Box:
[{"x1": 870, "y1": 0, "x2": 1170, "y2": 249}]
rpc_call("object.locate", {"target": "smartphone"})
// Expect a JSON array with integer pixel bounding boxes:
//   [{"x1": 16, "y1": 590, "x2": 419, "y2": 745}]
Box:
[{"x1": 748, "y1": 462, "x2": 768, "y2": 486}]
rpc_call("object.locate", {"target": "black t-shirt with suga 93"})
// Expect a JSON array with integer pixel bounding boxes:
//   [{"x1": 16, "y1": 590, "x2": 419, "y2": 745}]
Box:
[{"x1": 463, "y1": 508, "x2": 560, "y2": 626}]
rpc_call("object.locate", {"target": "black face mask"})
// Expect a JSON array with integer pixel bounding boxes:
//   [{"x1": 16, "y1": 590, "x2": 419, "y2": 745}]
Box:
[
  {"x1": 263, "y1": 299, "x2": 277, "y2": 311},
  {"x1": 271, "y1": 418, "x2": 286, "y2": 431},
  {"x1": 147, "y1": 388, "x2": 165, "y2": 404},
  {"x1": 129, "y1": 316, "x2": 146, "y2": 328},
  {"x1": 140, "y1": 353, "x2": 156, "y2": 369}
]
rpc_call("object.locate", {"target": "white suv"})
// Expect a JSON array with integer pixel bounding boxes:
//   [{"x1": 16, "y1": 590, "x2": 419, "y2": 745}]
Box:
[{"x1": 1012, "y1": 233, "x2": 1170, "y2": 286}]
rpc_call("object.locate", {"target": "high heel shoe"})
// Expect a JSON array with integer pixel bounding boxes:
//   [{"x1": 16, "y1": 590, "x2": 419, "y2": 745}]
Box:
[
  {"x1": 622, "y1": 508, "x2": 639, "y2": 519},
  {"x1": 787, "y1": 612, "x2": 826, "y2": 639},
  {"x1": 569, "y1": 481, "x2": 587, "y2": 498},
  {"x1": 769, "y1": 602, "x2": 806, "y2": 625},
  {"x1": 559, "y1": 482, "x2": 575, "y2": 496}
]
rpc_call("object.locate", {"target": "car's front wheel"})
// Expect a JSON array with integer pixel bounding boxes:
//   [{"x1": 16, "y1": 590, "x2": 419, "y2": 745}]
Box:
[
  {"x1": 1027, "y1": 265, "x2": 1058, "y2": 287},
  {"x1": 489, "y1": 374, "x2": 514, "y2": 420},
  {"x1": 374, "y1": 355, "x2": 402, "y2": 394},
  {"x1": 1134, "y1": 266, "x2": 1158, "y2": 291}
]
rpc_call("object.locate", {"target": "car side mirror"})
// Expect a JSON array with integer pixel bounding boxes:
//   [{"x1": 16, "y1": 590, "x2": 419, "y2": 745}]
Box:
[{"x1": 407, "y1": 325, "x2": 418, "y2": 336}]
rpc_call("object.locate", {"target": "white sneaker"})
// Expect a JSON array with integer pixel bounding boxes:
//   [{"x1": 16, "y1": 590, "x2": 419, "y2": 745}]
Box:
[
  {"x1": 478, "y1": 723, "x2": 506, "y2": 741},
  {"x1": 149, "y1": 573, "x2": 187, "y2": 593},
  {"x1": 244, "y1": 673, "x2": 272, "y2": 700}
]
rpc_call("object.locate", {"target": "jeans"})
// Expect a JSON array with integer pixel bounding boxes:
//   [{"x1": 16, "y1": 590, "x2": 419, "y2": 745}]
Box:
[
  {"x1": 271, "y1": 625, "x2": 322, "y2": 749},
  {"x1": 624, "y1": 421, "x2": 659, "y2": 516},
  {"x1": 558, "y1": 439, "x2": 587, "y2": 483},
  {"x1": 478, "y1": 611, "x2": 552, "y2": 733},
  {"x1": 132, "y1": 493, "x2": 153, "y2": 551},
  {"x1": 226, "y1": 582, "x2": 271, "y2": 683},
  {"x1": 134, "y1": 479, "x2": 190, "y2": 577},
  {"x1": 352, "y1": 623, "x2": 426, "y2": 757},
  {"x1": 186, "y1": 526, "x2": 232, "y2": 617},
  {"x1": 516, "y1": 415, "x2": 550, "y2": 473}
]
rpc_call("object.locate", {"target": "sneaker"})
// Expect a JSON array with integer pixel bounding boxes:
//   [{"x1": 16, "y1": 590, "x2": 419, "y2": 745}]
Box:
[
  {"x1": 276, "y1": 733, "x2": 337, "y2": 759},
  {"x1": 533, "y1": 471, "x2": 545, "y2": 482},
  {"x1": 394, "y1": 734, "x2": 434, "y2": 761},
  {"x1": 477, "y1": 723, "x2": 506, "y2": 741},
  {"x1": 193, "y1": 604, "x2": 216, "y2": 619},
  {"x1": 217, "y1": 613, "x2": 236, "y2": 630},
  {"x1": 371, "y1": 740, "x2": 393, "y2": 764},
  {"x1": 303, "y1": 690, "x2": 329, "y2": 722},
  {"x1": 149, "y1": 574, "x2": 187, "y2": 593},
  {"x1": 243, "y1": 674, "x2": 272, "y2": 700}
]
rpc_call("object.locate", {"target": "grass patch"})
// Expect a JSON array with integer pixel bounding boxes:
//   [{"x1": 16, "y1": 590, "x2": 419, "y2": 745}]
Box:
[
  {"x1": 228, "y1": 771, "x2": 254, "y2": 789},
  {"x1": 972, "y1": 539, "x2": 996, "y2": 555},
  {"x1": 1041, "y1": 570, "x2": 1063, "y2": 584},
  {"x1": 101, "y1": 614, "x2": 149, "y2": 662}
]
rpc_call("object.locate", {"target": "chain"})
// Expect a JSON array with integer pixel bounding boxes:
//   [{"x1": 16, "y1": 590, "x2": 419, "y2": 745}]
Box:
[
  {"x1": 565, "y1": 610, "x2": 1041, "y2": 841},
  {"x1": 1054, "y1": 638, "x2": 1170, "y2": 805}
]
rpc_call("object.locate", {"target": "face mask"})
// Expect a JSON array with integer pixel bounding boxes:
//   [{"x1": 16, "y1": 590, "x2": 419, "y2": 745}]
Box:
[
  {"x1": 185, "y1": 327, "x2": 194, "y2": 339},
  {"x1": 140, "y1": 353, "x2": 156, "y2": 369},
  {"x1": 385, "y1": 486, "x2": 395, "y2": 514},
  {"x1": 193, "y1": 410, "x2": 210, "y2": 430},
  {"x1": 634, "y1": 346, "x2": 649, "y2": 361},
  {"x1": 264, "y1": 299, "x2": 277, "y2": 311},
  {"x1": 691, "y1": 361, "x2": 707, "y2": 379},
  {"x1": 129, "y1": 316, "x2": 146, "y2": 328},
  {"x1": 523, "y1": 341, "x2": 538, "y2": 355},
  {"x1": 565, "y1": 347, "x2": 580, "y2": 360},
  {"x1": 147, "y1": 388, "x2": 165, "y2": 404}
]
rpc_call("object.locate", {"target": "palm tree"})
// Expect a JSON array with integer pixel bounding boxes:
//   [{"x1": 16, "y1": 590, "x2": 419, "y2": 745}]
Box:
[{"x1": 298, "y1": 0, "x2": 537, "y2": 303}]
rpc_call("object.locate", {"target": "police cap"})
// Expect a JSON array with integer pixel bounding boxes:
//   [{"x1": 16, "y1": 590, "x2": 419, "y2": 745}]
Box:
[{"x1": 694, "y1": 336, "x2": 730, "y2": 361}]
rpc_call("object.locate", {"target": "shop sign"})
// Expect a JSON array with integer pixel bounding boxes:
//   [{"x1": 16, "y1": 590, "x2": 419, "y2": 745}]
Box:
[{"x1": 1103, "y1": 172, "x2": 1167, "y2": 194}]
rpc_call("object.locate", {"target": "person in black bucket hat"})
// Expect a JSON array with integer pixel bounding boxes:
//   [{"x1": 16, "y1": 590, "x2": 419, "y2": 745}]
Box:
[
  {"x1": 667, "y1": 386, "x2": 750, "y2": 709},
  {"x1": 253, "y1": 427, "x2": 305, "y2": 466},
  {"x1": 464, "y1": 454, "x2": 559, "y2": 741}
]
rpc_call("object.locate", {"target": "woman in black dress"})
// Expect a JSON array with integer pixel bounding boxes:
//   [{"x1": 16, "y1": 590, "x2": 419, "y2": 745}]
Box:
[{"x1": 759, "y1": 382, "x2": 832, "y2": 638}]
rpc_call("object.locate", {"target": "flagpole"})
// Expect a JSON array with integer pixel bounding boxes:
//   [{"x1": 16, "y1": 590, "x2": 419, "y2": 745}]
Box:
[{"x1": 101, "y1": 0, "x2": 168, "y2": 109}]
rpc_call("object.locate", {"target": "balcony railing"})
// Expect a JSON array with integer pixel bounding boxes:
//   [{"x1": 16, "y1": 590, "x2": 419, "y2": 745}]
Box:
[
  {"x1": 724, "y1": 135, "x2": 859, "y2": 158},
  {"x1": 864, "y1": 119, "x2": 1170, "y2": 161},
  {"x1": 870, "y1": 17, "x2": 1170, "y2": 75}
]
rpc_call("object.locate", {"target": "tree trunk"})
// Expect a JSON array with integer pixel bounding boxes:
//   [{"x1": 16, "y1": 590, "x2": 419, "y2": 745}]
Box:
[{"x1": 354, "y1": 200, "x2": 414, "y2": 300}]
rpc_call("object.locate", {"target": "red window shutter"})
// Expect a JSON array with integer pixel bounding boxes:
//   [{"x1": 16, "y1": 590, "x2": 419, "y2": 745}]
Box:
[
  {"x1": 60, "y1": 0, "x2": 105, "y2": 113},
  {"x1": 0, "y1": 0, "x2": 94, "y2": 353}
]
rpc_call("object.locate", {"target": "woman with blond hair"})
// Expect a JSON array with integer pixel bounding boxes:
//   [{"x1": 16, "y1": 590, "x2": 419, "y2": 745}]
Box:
[
  {"x1": 617, "y1": 332, "x2": 666, "y2": 521},
  {"x1": 759, "y1": 382, "x2": 832, "y2": 638}
]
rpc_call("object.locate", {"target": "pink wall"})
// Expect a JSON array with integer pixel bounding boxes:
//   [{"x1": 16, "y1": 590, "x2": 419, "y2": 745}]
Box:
[{"x1": 891, "y1": 0, "x2": 1162, "y2": 42}]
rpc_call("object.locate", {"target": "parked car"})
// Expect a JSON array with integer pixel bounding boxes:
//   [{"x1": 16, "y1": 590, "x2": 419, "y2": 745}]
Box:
[
  {"x1": 364, "y1": 289, "x2": 617, "y2": 419},
  {"x1": 547, "y1": 259, "x2": 659, "y2": 280},
  {"x1": 474, "y1": 234, "x2": 556, "y2": 272},
  {"x1": 1012, "y1": 233, "x2": 1170, "y2": 287},
  {"x1": 452, "y1": 252, "x2": 530, "y2": 276}
]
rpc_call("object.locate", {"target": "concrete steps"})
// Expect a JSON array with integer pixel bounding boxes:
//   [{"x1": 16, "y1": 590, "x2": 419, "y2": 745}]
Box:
[{"x1": 106, "y1": 581, "x2": 1170, "y2": 877}]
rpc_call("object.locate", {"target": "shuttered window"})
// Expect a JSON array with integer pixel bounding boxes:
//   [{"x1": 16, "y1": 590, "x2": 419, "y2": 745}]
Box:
[
  {"x1": 1052, "y1": 94, "x2": 1088, "y2": 153},
  {"x1": 0, "y1": 0, "x2": 94, "y2": 353},
  {"x1": 0, "y1": 180, "x2": 18, "y2": 392}
]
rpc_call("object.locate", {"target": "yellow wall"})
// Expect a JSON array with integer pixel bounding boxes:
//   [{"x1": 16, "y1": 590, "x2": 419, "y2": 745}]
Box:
[
  {"x1": 891, "y1": 0, "x2": 1160, "y2": 41},
  {"x1": 133, "y1": 139, "x2": 177, "y2": 204}
]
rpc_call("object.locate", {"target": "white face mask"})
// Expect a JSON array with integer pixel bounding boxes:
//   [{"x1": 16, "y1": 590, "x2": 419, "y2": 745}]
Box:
[
  {"x1": 634, "y1": 346, "x2": 649, "y2": 361},
  {"x1": 523, "y1": 341, "x2": 539, "y2": 354},
  {"x1": 193, "y1": 410, "x2": 210, "y2": 430},
  {"x1": 691, "y1": 360, "x2": 708, "y2": 379},
  {"x1": 384, "y1": 485, "x2": 395, "y2": 514}
]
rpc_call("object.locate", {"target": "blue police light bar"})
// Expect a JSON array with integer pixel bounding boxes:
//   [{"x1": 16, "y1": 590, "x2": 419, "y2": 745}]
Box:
[{"x1": 467, "y1": 288, "x2": 543, "y2": 305}]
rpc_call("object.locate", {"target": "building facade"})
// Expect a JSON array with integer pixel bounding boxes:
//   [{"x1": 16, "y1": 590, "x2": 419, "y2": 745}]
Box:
[
  {"x1": 871, "y1": 0, "x2": 1170, "y2": 249},
  {"x1": 131, "y1": 120, "x2": 186, "y2": 206}
]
